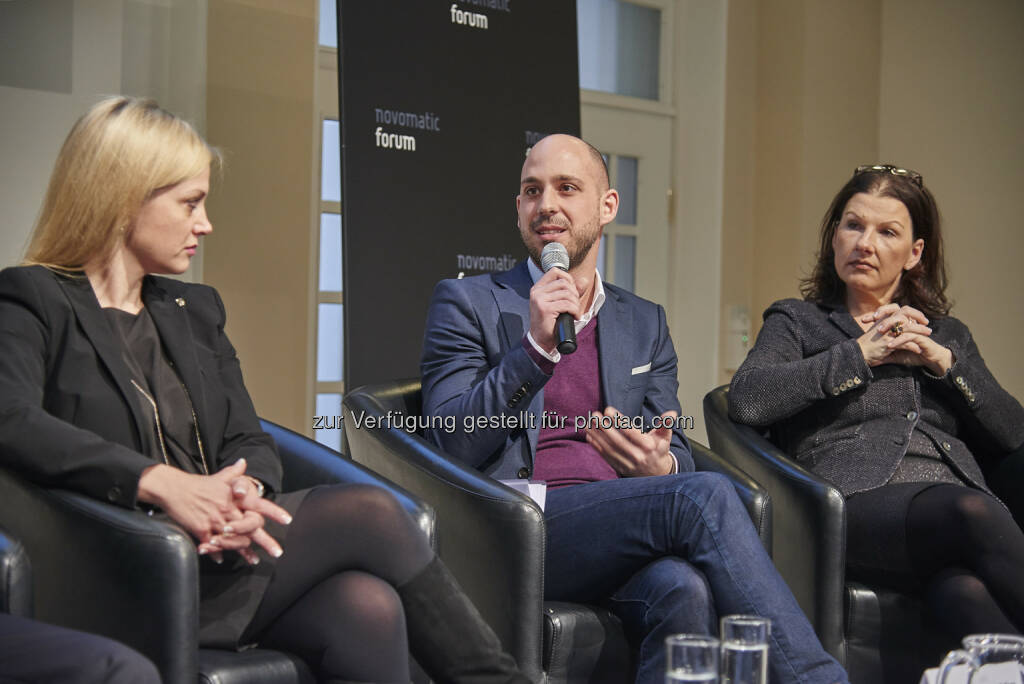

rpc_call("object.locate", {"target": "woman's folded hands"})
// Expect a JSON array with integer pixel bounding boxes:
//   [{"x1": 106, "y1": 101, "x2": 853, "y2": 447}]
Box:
[{"x1": 137, "y1": 458, "x2": 292, "y2": 565}]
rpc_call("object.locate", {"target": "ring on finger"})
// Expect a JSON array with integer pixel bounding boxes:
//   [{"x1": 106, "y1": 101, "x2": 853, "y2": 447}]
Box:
[{"x1": 890, "y1": 321, "x2": 904, "y2": 337}]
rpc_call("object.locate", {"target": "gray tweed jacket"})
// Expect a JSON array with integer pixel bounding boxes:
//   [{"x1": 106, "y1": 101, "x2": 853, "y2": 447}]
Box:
[{"x1": 728, "y1": 298, "x2": 1024, "y2": 496}]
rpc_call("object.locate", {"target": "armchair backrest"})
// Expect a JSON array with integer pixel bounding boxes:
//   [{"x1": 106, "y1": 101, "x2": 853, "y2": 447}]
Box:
[
  {"x1": 0, "y1": 422, "x2": 431, "y2": 684},
  {"x1": 343, "y1": 379, "x2": 546, "y2": 680},
  {"x1": 260, "y1": 418, "x2": 436, "y2": 547},
  {"x1": 703, "y1": 385, "x2": 848, "y2": 665},
  {"x1": 0, "y1": 467, "x2": 199, "y2": 683}
]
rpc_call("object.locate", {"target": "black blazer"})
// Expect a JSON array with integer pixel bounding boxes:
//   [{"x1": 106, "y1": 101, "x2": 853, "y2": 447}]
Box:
[
  {"x1": 728, "y1": 298, "x2": 1024, "y2": 496},
  {"x1": 0, "y1": 265, "x2": 281, "y2": 508}
]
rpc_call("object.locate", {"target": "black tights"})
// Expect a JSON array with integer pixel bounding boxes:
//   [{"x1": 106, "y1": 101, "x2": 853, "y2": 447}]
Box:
[
  {"x1": 245, "y1": 485, "x2": 434, "y2": 683},
  {"x1": 907, "y1": 485, "x2": 1024, "y2": 635}
]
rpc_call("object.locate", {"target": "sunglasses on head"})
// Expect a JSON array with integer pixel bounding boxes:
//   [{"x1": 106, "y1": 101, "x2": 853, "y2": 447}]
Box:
[{"x1": 854, "y1": 164, "x2": 923, "y2": 187}]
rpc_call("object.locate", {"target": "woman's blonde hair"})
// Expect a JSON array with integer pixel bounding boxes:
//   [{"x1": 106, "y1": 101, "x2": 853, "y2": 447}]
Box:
[{"x1": 25, "y1": 96, "x2": 219, "y2": 270}]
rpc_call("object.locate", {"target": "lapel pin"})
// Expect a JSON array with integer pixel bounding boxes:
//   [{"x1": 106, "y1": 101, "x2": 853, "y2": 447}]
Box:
[{"x1": 175, "y1": 297, "x2": 186, "y2": 307}]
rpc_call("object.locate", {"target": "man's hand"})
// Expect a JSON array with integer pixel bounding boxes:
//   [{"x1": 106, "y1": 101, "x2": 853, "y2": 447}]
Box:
[
  {"x1": 529, "y1": 269, "x2": 581, "y2": 353},
  {"x1": 585, "y1": 406, "x2": 676, "y2": 477}
]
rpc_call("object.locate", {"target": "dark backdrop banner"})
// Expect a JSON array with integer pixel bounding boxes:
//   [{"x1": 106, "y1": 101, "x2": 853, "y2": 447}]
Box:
[{"x1": 338, "y1": 0, "x2": 580, "y2": 390}]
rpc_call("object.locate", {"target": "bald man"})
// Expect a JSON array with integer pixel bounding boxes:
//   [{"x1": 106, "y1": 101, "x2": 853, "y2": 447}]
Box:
[{"x1": 421, "y1": 134, "x2": 847, "y2": 684}]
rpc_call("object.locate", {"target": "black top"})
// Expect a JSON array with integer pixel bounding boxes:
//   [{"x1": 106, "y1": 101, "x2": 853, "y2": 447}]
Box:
[{"x1": 103, "y1": 307, "x2": 207, "y2": 475}]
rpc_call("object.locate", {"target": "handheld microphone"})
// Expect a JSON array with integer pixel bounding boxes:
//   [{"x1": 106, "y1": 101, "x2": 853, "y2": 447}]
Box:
[{"x1": 540, "y1": 242, "x2": 577, "y2": 355}]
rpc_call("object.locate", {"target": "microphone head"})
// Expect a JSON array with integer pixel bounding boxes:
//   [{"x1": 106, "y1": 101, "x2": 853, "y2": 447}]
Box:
[{"x1": 540, "y1": 242, "x2": 570, "y2": 272}]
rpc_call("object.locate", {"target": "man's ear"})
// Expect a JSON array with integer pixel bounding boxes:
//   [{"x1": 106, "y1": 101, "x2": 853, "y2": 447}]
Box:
[{"x1": 601, "y1": 188, "x2": 619, "y2": 225}]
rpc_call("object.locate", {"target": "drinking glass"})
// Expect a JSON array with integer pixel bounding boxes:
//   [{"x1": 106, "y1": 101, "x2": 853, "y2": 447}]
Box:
[
  {"x1": 937, "y1": 634, "x2": 1024, "y2": 683},
  {"x1": 720, "y1": 615, "x2": 770, "y2": 684},
  {"x1": 665, "y1": 634, "x2": 719, "y2": 683}
]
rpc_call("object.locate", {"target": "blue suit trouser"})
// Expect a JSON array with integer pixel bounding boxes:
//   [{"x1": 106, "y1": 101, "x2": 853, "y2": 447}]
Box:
[{"x1": 543, "y1": 472, "x2": 847, "y2": 684}]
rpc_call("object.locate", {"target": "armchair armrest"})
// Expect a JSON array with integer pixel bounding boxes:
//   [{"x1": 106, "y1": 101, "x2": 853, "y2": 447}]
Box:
[
  {"x1": 690, "y1": 441, "x2": 773, "y2": 552},
  {"x1": 342, "y1": 384, "x2": 545, "y2": 682},
  {"x1": 703, "y1": 386, "x2": 846, "y2": 663},
  {"x1": 0, "y1": 526, "x2": 31, "y2": 617},
  {"x1": 0, "y1": 468, "x2": 197, "y2": 684},
  {"x1": 260, "y1": 418, "x2": 436, "y2": 547}
]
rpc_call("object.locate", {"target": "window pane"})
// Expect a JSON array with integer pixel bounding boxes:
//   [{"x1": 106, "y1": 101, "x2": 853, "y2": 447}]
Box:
[
  {"x1": 616, "y1": 156, "x2": 638, "y2": 225},
  {"x1": 613, "y1": 235, "x2": 636, "y2": 292},
  {"x1": 578, "y1": 0, "x2": 660, "y2": 100},
  {"x1": 319, "y1": 0, "x2": 337, "y2": 48},
  {"x1": 314, "y1": 393, "x2": 342, "y2": 451},
  {"x1": 597, "y1": 234, "x2": 607, "y2": 277},
  {"x1": 320, "y1": 212, "x2": 342, "y2": 292},
  {"x1": 321, "y1": 119, "x2": 341, "y2": 202},
  {"x1": 317, "y1": 303, "x2": 343, "y2": 382}
]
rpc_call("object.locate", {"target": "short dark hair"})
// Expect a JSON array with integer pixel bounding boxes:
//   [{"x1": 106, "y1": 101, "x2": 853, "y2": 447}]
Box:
[{"x1": 800, "y1": 166, "x2": 951, "y2": 317}]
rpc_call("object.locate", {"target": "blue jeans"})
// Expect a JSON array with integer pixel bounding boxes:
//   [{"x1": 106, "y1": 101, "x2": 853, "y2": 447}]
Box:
[{"x1": 544, "y1": 472, "x2": 847, "y2": 684}]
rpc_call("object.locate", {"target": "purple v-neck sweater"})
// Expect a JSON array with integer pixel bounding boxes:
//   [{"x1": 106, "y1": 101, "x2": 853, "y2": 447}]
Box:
[{"x1": 527, "y1": 319, "x2": 619, "y2": 488}]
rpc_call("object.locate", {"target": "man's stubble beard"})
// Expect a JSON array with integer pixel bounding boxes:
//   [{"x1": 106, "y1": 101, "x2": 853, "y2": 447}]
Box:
[{"x1": 521, "y1": 214, "x2": 602, "y2": 271}]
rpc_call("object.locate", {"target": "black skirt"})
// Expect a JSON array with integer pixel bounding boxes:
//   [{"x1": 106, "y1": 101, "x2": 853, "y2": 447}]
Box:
[
  {"x1": 197, "y1": 488, "x2": 312, "y2": 649},
  {"x1": 844, "y1": 481, "x2": 945, "y2": 587}
]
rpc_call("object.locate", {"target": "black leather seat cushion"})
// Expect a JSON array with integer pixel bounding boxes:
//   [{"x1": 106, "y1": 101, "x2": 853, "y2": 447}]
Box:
[
  {"x1": 198, "y1": 649, "x2": 315, "y2": 684},
  {"x1": 543, "y1": 602, "x2": 632, "y2": 683}
]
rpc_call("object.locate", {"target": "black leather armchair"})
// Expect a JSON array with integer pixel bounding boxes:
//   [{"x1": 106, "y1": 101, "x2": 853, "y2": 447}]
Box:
[
  {"x1": 0, "y1": 419, "x2": 435, "y2": 684},
  {"x1": 703, "y1": 385, "x2": 952, "y2": 684},
  {"x1": 342, "y1": 378, "x2": 772, "y2": 683}
]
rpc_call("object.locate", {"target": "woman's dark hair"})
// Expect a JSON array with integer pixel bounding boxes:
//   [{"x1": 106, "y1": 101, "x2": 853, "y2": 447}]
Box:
[{"x1": 800, "y1": 166, "x2": 950, "y2": 317}]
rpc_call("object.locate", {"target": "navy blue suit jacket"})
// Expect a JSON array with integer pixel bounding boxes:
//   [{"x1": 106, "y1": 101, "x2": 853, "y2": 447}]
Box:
[{"x1": 420, "y1": 260, "x2": 692, "y2": 479}]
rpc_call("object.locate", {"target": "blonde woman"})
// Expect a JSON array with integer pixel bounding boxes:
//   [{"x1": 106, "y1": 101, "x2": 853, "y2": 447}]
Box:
[{"x1": 0, "y1": 96, "x2": 529, "y2": 684}]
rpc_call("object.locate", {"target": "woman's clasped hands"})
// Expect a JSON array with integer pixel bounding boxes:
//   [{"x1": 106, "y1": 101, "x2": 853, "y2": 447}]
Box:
[
  {"x1": 136, "y1": 458, "x2": 292, "y2": 565},
  {"x1": 857, "y1": 302, "x2": 954, "y2": 376}
]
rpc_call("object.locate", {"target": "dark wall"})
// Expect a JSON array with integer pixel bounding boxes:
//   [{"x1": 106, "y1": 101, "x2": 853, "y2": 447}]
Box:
[{"x1": 338, "y1": 0, "x2": 580, "y2": 390}]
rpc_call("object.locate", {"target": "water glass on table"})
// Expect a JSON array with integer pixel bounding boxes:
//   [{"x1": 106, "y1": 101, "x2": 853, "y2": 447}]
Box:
[
  {"x1": 720, "y1": 615, "x2": 770, "y2": 684},
  {"x1": 936, "y1": 633, "x2": 1024, "y2": 683},
  {"x1": 665, "y1": 634, "x2": 719, "y2": 683}
]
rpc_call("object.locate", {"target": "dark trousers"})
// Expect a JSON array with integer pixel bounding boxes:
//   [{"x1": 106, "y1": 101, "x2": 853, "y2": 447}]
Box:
[{"x1": 0, "y1": 613, "x2": 159, "y2": 684}]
